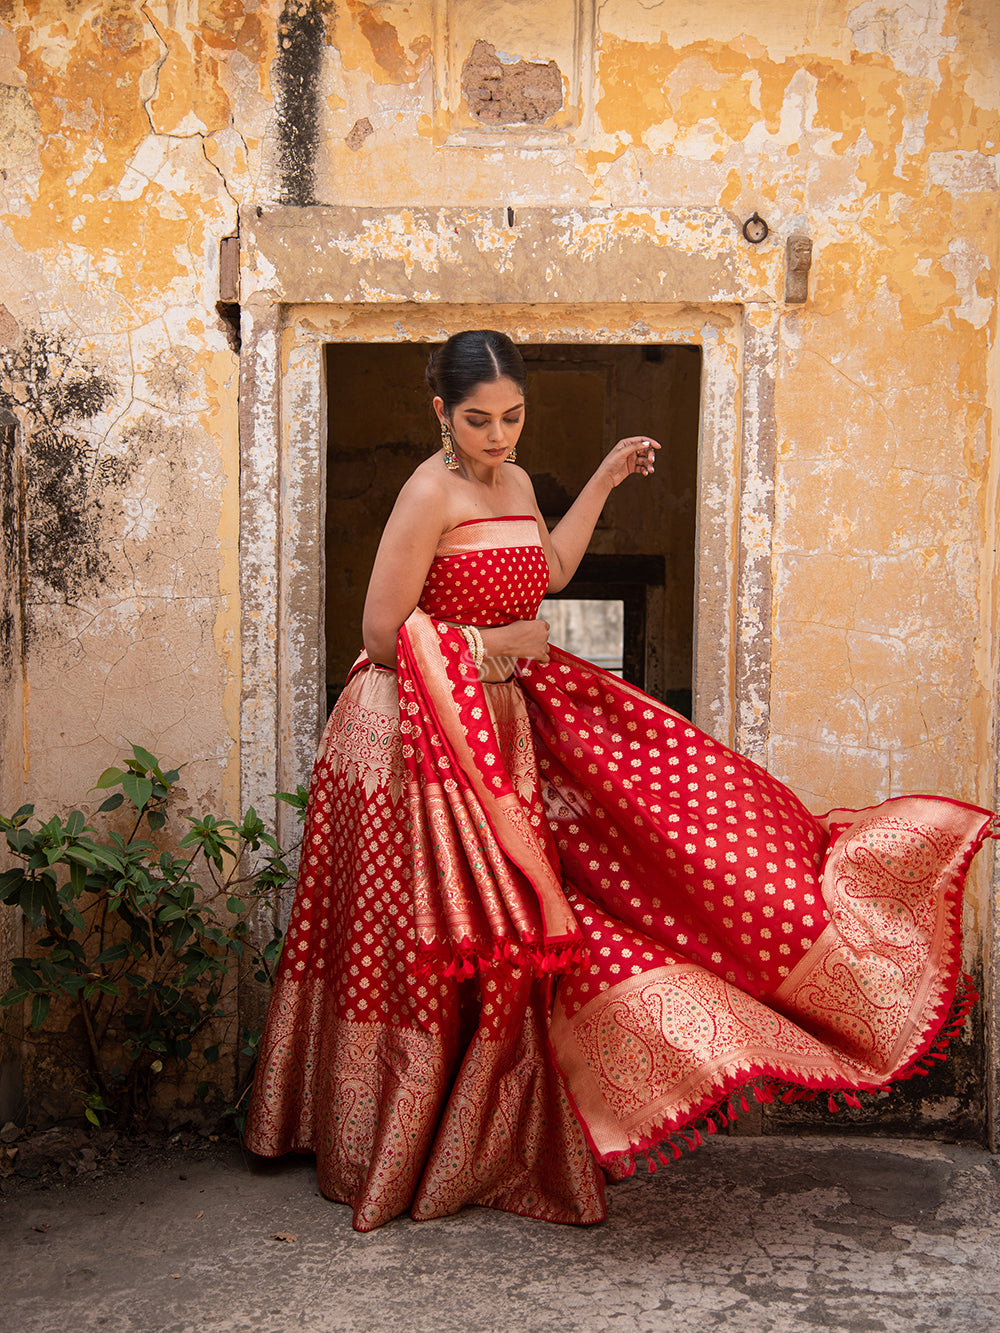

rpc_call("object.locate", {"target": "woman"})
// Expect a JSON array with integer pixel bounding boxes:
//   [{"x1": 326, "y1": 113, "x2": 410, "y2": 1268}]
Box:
[{"x1": 245, "y1": 330, "x2": 996, "y2": 1232}]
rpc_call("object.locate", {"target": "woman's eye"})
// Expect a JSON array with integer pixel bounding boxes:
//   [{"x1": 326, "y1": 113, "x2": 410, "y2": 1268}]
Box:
[{"x1": 463, "y1": 415, "x2": 520, "y2": 428}]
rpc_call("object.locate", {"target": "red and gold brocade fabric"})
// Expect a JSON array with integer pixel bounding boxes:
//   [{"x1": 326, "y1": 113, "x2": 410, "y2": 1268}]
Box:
[
  {"x1": 245, "y1": 515, "x2": 996, "y2": 1229},
  {"x1": 523, "y1": 665, "x2": 992, "y2": 1163}
]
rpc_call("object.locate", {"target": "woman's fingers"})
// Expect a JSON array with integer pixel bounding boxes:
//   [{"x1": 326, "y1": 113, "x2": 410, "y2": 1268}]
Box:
[
  {"x1": 617, "y1": 437, "x2": 661, "y2": 476},
  {"x1": 633, "y1": 438, "x2": 660, "y2": 472}
]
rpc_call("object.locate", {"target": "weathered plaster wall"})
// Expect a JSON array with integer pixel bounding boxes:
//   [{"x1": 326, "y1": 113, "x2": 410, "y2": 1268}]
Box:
[
  {"x1": 0, "y1": 1, "x2": 253, "y2": 1118},
  {"x1": 0, "y1": 3, "x2": 247, "y2": 817},
  {"x1": 0, "y1": 1, "x2": 997, "y2": 1131}
]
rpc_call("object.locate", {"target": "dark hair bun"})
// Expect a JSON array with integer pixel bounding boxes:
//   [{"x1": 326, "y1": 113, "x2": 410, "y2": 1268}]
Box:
[{"x1": 426, "y1": 330, "x2": 526, "y2": 413}]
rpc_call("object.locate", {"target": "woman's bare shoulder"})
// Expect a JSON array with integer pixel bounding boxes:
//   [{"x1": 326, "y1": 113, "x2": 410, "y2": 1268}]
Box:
[
  {"x1": 394, "y1": 455, "x2": 449, "y2": 504},
  {"x1": 383, "y1": 456, "x2": 452, "y2": 535}
]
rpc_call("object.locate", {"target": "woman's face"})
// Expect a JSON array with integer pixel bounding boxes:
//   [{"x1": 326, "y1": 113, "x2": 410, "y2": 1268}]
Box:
[{"x1": 435, "y1": 376, "x2": 525, "y2": 468}]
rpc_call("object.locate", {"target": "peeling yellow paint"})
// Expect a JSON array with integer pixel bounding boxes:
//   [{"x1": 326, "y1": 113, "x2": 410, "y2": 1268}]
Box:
[
  {"x1": 145, "y1": 12, "x2": 217, "y2": 135},
  {"x1": 335, "y1": 0, "x2": 427, "y2": 85}
]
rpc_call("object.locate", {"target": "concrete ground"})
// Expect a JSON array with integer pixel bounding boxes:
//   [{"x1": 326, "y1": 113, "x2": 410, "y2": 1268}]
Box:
[{"x1": 2, "y1": 1135, "x2": 999, "y2": 1333}]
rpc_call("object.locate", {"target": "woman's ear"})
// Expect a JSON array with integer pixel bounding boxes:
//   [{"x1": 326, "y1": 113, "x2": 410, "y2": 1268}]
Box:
[{"x1": 432, "y1": 395, "x2": 446, "y2": 426}]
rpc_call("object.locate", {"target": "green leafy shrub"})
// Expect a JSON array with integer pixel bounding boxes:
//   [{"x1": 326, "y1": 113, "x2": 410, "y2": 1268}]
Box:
[{"x1": 0, "y1": 744, "x2": 306, "y2": 1126}]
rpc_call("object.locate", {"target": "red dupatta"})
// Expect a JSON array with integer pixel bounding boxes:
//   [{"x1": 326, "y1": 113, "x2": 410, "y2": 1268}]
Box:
[{"x1": 395, "y1": 607, "x2": 586, "y2": 977}]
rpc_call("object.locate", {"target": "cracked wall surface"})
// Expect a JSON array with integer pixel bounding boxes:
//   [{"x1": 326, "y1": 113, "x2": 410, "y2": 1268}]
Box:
[
  {"x1": 0, "y1": 1, "x2": 997, "y2": 1130},
  {"x1": 0, "y1": 2, "x2": 246, "y2": 829}
]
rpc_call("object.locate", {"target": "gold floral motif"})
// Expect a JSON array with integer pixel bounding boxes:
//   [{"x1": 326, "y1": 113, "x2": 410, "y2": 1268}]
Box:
[{"x1": 322, "y1": 672, "x2": 403, "y2": 800}]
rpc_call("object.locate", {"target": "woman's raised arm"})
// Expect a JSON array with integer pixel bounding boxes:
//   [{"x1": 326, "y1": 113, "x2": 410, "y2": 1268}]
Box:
[{"x1": 535, "y1": 436, "x2": 660, "y2": 593}]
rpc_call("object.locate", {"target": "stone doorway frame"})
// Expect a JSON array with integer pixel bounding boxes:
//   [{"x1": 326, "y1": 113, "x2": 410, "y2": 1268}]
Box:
[{"x1": 236, "y1": 206, "x2": 782, "y2": 852}]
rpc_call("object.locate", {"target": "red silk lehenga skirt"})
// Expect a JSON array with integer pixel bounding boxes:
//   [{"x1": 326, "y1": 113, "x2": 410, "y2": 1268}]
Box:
[{"x1": 245, "y1": 516, "x2": 997, "y2": 1231}]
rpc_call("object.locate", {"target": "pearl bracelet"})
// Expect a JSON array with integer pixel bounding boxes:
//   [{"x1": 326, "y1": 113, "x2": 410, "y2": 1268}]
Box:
[{"x1": 459, "y1": 624, "x2": 485, "y2": 671}]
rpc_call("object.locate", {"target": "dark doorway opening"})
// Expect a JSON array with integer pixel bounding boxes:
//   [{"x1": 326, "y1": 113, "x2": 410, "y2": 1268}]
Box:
[{"x1": 324, "y1": 341, "x2": 701, "y2": 716}]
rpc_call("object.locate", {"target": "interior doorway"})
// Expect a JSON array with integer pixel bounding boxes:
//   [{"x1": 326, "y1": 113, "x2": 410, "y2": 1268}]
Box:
[{"x1": 324, "y1": 341, "x2": 701, "y2": 714}]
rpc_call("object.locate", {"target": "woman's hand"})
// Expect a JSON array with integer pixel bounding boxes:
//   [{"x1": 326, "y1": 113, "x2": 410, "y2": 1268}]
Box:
[
  {"x1": 599, "y1": 436, "x2": 661, "y2": 488},
  {"x1": 481, "y1": 619, "x2": 550, "y2": 666}
]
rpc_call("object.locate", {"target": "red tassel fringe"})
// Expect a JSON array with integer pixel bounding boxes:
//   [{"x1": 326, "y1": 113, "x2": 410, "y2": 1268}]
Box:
[{"x1": 418, "y1": 936, "x2": 590, "y2": 980}]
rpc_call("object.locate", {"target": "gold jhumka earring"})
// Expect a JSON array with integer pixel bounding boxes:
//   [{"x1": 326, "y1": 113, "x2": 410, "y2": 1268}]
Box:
[
  {"x1": 441, "y1": 421, "x2": 460, "y2": 471},
  {"x1": 506, "y1": 446, "x2": 517, "y2": 463}
]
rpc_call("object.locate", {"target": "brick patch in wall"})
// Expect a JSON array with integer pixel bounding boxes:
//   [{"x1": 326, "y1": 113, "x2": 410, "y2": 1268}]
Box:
[{"x1": 461, "y1": 39, "x2": 562, "y2": 125}]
